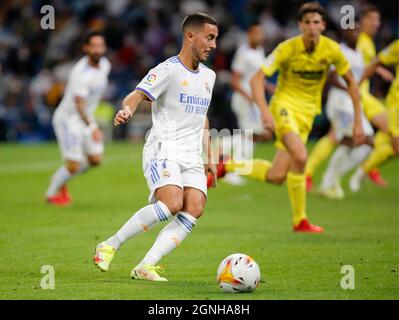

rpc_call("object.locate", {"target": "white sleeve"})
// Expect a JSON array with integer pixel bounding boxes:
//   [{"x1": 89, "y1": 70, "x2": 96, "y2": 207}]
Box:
[
  {"x1": 231, "y1": 49, "x2": 246, "y2": 74},
  {"x1": 103, "y1": 58, "x2": 112, "y2": 76},
  {"x1": 135, "y1": 63, "x2": 170, "y2": 101}
]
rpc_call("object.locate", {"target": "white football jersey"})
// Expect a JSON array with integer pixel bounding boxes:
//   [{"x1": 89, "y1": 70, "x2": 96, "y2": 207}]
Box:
[
  {"x1": 231, "y1": 43, "x2": 265, "y2": 96},
  {"x1": 54, "y1": 56, "x2": 111, "y2": 124},
  {"x1": 336, "y1": 43, "x2": 364, "y2": 86},
  {"x1": 137, "y1": 56, "x2": 216, "y2": 165}
]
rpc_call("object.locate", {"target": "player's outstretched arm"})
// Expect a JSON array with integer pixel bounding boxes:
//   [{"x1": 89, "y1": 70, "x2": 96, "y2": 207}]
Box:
[
  {"x1": 375, "y1": 65, "x2": 395, "y2": 82},
  {"x1": 359, "y1": 57, "x2": 382, "y2": 85},
  {"x1": 231, "y1": 71, "x2": 253, "y2": 103},
  {"x1": 360, "y1": 56, "x2": 394, "y2": 85},
  {"x1": 250, "y1": 69, "x2": 275, "y2": 133},
  {"x1": 114, "y1": 90, "x2": 148, "y2": 126},
  {"x1": 75, "y1": 96, "x2": 91, "y2": 126},
  {"x1": 343, "y1": 70, "x2": 365, "y2": 146}
]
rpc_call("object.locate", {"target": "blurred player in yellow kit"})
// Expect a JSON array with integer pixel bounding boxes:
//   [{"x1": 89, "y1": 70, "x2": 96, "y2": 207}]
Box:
[
  {"x1": 305, "y1": 5, "x2": 393, "y2": 190},
  {"x1": 213, "y1": 2, "x2": 364, "y2": 232},
  {"x1": 350, "y1": 40, "x2": 399, "y2": 191}
]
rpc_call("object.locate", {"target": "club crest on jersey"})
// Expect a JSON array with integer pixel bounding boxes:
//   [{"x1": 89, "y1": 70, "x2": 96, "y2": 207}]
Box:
[
  {"x1": 162, "y1": 170, "x2": 171, "y2": 178},
  {"x1": 319, "y1": 58, "x2": 328, "y2": 66},
  {"x1": 205, "y1": 81, "x2": 211, "y2": 94},
  {"x1": 280, "y1": 108, "x2": 288, "y2": 117},
  {"x1": 181, "y1": 79, "x2": 189, "y2": 87}
]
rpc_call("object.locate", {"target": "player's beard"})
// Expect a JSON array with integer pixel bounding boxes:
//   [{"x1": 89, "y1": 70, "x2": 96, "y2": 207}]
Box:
[{"x1": 89, "y1": 53, "x2": 101, "y2": 65}]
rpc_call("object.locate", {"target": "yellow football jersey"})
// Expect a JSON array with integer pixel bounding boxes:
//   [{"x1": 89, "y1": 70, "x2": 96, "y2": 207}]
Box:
[
  {"x1": 260, "y1": 35, "x2": 350, "y2": 115},
  {"x1": 378, "y1": 40, "x2": 399, "y2": 106},
  {"x1": 357, "y1": 32, "x2": 376, "y2": 93}
]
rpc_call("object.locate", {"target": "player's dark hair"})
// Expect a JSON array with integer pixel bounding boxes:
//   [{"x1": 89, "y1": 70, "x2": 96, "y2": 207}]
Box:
[
  {"x1": 247, "y1": 20, "x2": 262, "y2": 31},
  {"x1": 181, "y1": 12, "x2": 218, "y2": 31},
  {"x1": 297, "y1": 2, "x2": 327, "y2": 21},
  {"x1": 360, "y1": 4, "x2": 380, "y2": 18},
  {"x1": 83, "y1": 30, "x2": 105, "y2": 45}
]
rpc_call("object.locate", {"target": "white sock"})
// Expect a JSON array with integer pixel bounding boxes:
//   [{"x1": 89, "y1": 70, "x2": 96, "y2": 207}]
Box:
[
  {"x1": 352, "y1": 166, "x2": 366, "y2": 181},
  {"x1": 140, "y1": 211, "x2": 198, "y2": 266},
  {"x1": 336, "y1": 145, "x2": 372, "y2": 176},
  {"x1": 46, "y1": 166, "x2": 72, "y2": 197},
  {"x1": 320, "y1": 145, "x2": 350, "y2": 189},
  {"x1": 45, "y1": 162, "x2": 89, "y2": 197},
  {"x1": 105, "y1": 201, "x2": 171, "y2": 250}
]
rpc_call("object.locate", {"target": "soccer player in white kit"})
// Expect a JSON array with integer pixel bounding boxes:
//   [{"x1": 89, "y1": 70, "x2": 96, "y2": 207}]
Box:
[
  {"x1": 45, "y1": 31, "x2": 110, "y2": 206},
  {"x1": 93, "y1": 13, "x2": 218, "y2": 281},
  {"x1": 220, "y1": 22, "x2": 273, "y2": 186},
  {"x1": 231, "y1": 22, "x2": 270, "y2": 141},
  {"x1": 318, "y1": 26, "x2": 374, "y2": 199}
]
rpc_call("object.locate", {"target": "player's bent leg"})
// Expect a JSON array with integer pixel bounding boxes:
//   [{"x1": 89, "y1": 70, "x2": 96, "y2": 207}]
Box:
[
  {"x1": 45, "y1": 159, "x2": 81, "y2": 206},
  {"x1": 266, "y1": 150, "x2": 291, "y2": 185},
  {"x1": 369, "y1": 112, "x2": 390, "y2": 181},
  {"x1": 305, "y1": 129, "x2": 338, "y2": 191},
  {"x1": 318, "y1": 145, "x2": 349, "y2": 200},
  {"x1": 95, "y1": 199, "x2": 173, "y2": 271},
  {"x1": 154, "y1": 185, "x2": 184, "y2": 214},
  {"x1": 94, "y1": 188, "x2": 178, "y2": 272},
  {"x1": 350, "y1": 131, "x2": 394, "y2": 192},
  {"x1": 225, "y1": 159, "x2": 272, "y2": 182},
  {"x1": 368, "y1": 113, "x2": 390, "y2": 185},
  {"x1": 132, "y1": 187, "x2": 204, "y2": 281},
  {"x1": 95, "y1": 185, "x2": 181, "y2": 272},
  {"x1": 109, "y1": 185, "x2": 182, "y2": 247},
  {"x1": 181, "y1": 187, "x2": 206, "y2": 219},
  {"x1": 283, "y1": 131, "x2": 307, "y2": 173},
  {"x1": 362, "y1": 105, "x2": 389, "y2": 186}
]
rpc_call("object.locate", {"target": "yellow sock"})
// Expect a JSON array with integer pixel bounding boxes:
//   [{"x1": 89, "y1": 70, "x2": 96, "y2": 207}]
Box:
[
  {"x1": 362, "y1": 131, "x2": 394, "y2": 173},
  {"x1": 225, "y1": 159, "x2": 271, "y2": 182},
  {"x1": 305, "y1": 136, "x2": 336, "y2": 176},
  {"x1": 287, "y1": 171, "x2": 307, "y2": 226}
]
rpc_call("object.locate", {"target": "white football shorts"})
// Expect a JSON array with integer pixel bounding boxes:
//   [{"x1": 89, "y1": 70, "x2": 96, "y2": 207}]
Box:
[
  {"x1": 53, "y1": 118, "x2": 104, "y2": 162},
  {"x1": 143, "y1": 157, "x2": 207, "y2": 204}
]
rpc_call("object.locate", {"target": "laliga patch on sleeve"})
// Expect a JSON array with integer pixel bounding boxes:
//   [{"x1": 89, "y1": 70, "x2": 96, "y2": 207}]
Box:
[{"x1": 144, "y1": 73, "x2": 158, "y2": 86}]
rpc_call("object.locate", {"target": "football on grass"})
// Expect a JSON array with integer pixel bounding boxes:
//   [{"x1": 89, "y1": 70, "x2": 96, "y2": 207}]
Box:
[{"x1": 216, "y1": 253, "x2": 261, "y2": 293}]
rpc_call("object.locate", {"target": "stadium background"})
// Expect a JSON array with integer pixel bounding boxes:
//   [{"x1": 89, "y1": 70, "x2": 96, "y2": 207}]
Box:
[{"x1": 0, "y1": 0, "x2": 397, "y2": 144}]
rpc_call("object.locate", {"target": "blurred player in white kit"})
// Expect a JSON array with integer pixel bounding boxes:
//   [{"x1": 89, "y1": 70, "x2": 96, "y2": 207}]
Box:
[
  {"x1": 318, "y1": 25, "x2": 374, "y2": 199},
  {"x1": 223, "y1": 21, "x2": 273, "y2": 186},
  {"x1": 45, "y1": 31, "x2": 111, "y2": 206}
]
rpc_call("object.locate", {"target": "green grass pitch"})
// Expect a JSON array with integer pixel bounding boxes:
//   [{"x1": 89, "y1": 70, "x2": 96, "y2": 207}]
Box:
[{"x1": 0, "y1": 142, "x2": 398, "y2": 300}]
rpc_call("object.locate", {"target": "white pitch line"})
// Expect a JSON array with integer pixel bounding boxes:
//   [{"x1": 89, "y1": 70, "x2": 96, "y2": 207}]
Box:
[{"x1": 0, "y1": 154, "x2": 140, "y2": 175}]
